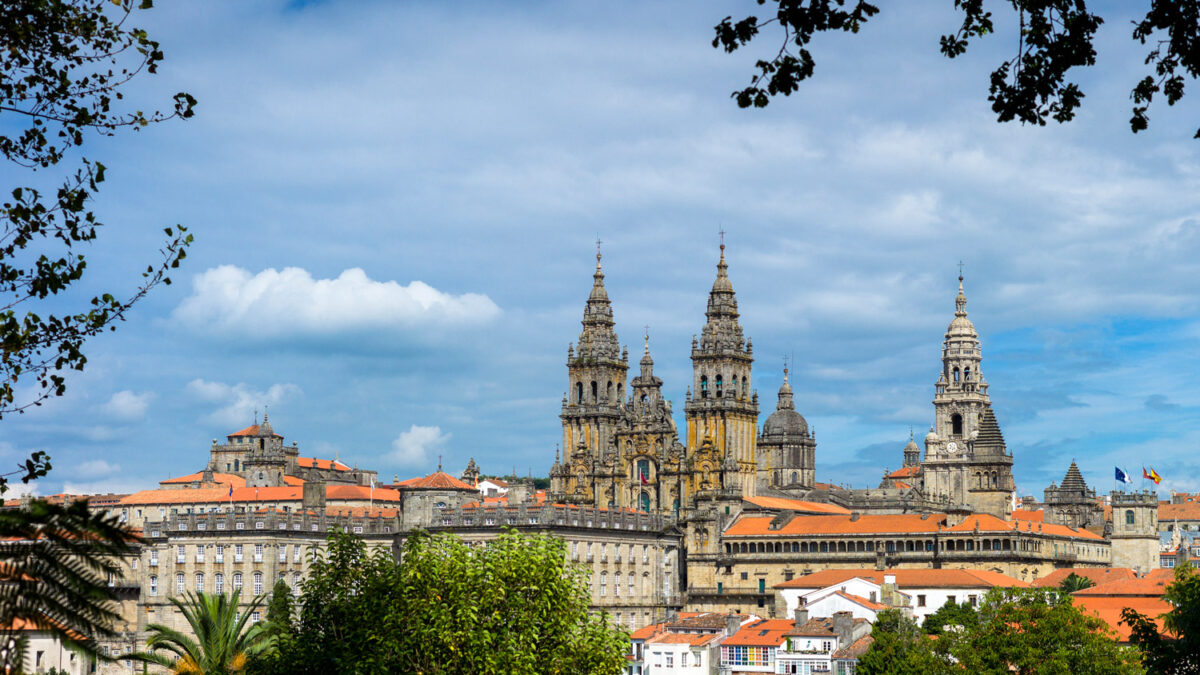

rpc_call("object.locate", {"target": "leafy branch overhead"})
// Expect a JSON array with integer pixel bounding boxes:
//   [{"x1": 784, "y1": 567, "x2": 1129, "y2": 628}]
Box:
[
  {"x1": 713, "y1": 0, "x2": 1200, "y2": 137},
  {"x1": 0, "y1": 0, "x2": 194, "y2": 434}
]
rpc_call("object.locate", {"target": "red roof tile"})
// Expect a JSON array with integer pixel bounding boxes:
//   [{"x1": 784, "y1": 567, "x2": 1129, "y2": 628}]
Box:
[
  {"x1": 726, "y1": 513, "x2": 946, "y2": 536},
  {"x1": 832, "y1": 635, "x2": 874, "y2": 659},
  {"x1": 723, "y1": 619, "x2": 794, "y2": 647},
  {"x1": 776, "y1": 568, "x2": 1028, "y2": 590},
  {"x1": 886, "y1": 466, "x2": 921, "y2": 479},
  {"x1": 296, "y1": 457, "x2": 351, "y2": 472},
  {"x1": 1072, "y1": 578, "x2": 1171, "y2": 597},
  {"x1": 1072, "y1": 596, "x2": 1171, "y2": 641},
  {"x1": 401, "y1": 471, "x2": 475, "y2": 490},
  {"x1": 944, "y1": 513, "x2": 1104, "y2": 540},
  {"x1": 742, "y1": 496, "x2": 852, "y2": 514},
  {"x1": 160, "y1": 472, "x2": 245, "y2": 487},
  {"x1": 1012, "y1": 509, "x2": 1044, "y2": 523},
  {"x1": 646, "y1": 632, "x2": 721, "y2": 646},
  {"x1": 229, "y1": 424, "x2": 282, "y2": 438},
  {"x1": 831, "y1": 591, "x2": 889, "y2": 611},
  {"x1": 1032, "y1": 568, "x2": 1137, "y2": 588}
]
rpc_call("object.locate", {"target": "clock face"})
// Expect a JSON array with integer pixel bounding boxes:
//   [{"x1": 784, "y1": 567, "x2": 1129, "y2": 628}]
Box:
[{"x1": 946, "y1": 441, "x2": 958, "y2": 453}]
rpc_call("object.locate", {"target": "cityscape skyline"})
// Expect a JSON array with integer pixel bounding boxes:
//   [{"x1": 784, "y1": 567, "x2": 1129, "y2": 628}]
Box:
[{"x1": 2, "y1": 0, "x2": 1198, "y2": 500}]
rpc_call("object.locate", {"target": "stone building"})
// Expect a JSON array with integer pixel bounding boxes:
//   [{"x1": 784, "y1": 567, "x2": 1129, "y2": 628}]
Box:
[
  {"x1": 1042, "y1": 461, "x2": 1104, "y2": 530},
  {"x1": 207, "y1": 415, "x2": 377, "y2": 488},
  {"x1": 1109, "y1": 490, "x2": 1160, "y2": 574}
]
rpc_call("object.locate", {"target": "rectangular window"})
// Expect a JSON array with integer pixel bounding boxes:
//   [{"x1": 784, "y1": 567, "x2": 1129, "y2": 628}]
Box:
[
  {"x1": 918, "y1": 594, "x2": 926, "y2": 607},
  {"x1": 176, "y1": 546, "x2": 185, "y2": 564},
  {"x1": 665, "y1": 654, "x2": 674, "y2": 667},
  {"x1": 149, "y1": 551, "x2": 158, "y2": 567},
  {"x1": 176, "y1": 574, "x2": 185, "y2": 594},
  {"x1": 279, "y1": 546, "x2": 287, "y2": 563},
  {"x1": 195, "y1": 573, "x2": 204, "y2": 592},
  {"x1": 215, "y1": 545, "x2": 224, "y2": 563},
  {"x1": 215, "y1": 574, "x2": 224, "y2": 594},
  {"x1": 235, "y1": 544, "x2": 244, "y2": 562},
  {"x1": 149, "y1": 576, "x2": 158, "y2": 596},
  {"x1": 251, "y1": 611, "x2": 261, "y2": 623},
  {"x1": 196, "y1": 547, "x2": 205, "y2": 563},
  {"x1": 293, "y1": 546, "x2": 301, "y2": 563},
  {"x1": 254, "y1": 544, "x2": 263, "y2": 562}
]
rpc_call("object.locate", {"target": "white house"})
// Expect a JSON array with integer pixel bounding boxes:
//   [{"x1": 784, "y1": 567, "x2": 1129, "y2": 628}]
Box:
[
  {"x1": 775, "y1": 568, "x2": 1027, "y2": 625},
  {"x1": 476, "y1": 478, "x2": 508, "y2": 497},
  {"x1": 643, "y1": 632, "x2": 720, "y2": 674},
  {"x1": 775, "y1": 611, "x2": 871, "y2": 675}
]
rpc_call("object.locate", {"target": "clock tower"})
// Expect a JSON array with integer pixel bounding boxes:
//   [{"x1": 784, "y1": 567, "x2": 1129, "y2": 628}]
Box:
[{"x1": 921, "y1": 274, "x2": 1014, "y2": 518}]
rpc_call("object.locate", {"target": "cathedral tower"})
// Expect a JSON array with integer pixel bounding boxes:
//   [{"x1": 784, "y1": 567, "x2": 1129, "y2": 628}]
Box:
[
  {"x1": 921, "y1": 274, "x2": 1014, "y2": 517},
  {"x1": 614, "y1": 333, "x2": 686, "y2": 513},
  {"x1": 756, "y1": 367, "x2": 816, "y2": 492},
  {"x1": 555, "y1": 249, "x2": 629, "y2": 504},
  {"x1": 685, "y1": 242, "x2": 759, "y2": 498}
]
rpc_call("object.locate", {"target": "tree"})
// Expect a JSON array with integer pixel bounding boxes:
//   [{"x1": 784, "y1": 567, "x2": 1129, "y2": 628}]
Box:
[
  {"x1": 0, "y1": 498, "x2": 139, "y2": 670},
  {"x1": 266, "y1": 528, "x2": 629, "y2": 675},
  {"x1": 1061, "y1": 573, "x2": 1097, "y2": 593},
  {"x1": 858, "y1": 609, "x2": 951, "y2": 675},
  {"x1": 713, "y1": 1, "x2": 1200, "y2": 137},
  {"x1": 921, "y1": 597, "x2": 978, "y2": 636},
  {"x1": 263, "y1": 579, "x2": 293, "y2": 643},
  {"x1": 131, "y1": 590, "x2": 274, "y2": 675},
  {"x1": 1122, "y1": 561, "x2": 1200, "y2": 674},
  {"x1": 0, "y1": 0, "x2": 194, "y2": 490},
  {"x1": 945, "y1": 587, "x2": 1144, "y2": 674}
]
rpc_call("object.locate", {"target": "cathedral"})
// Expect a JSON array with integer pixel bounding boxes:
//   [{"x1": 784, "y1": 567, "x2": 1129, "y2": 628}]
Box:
[{"x1": 549, "y1": 245, "x2": 1017, "y2": 520}]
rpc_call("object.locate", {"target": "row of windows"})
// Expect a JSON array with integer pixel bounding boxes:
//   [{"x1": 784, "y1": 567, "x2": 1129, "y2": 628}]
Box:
[
  {"x1": 721, "y1": 646, "x2": 773, "y2": 666},
  {"x1": 149, "y1": 571, "x2": 302, "y2": 597},
  {"x1": 570, "y1": 541, "x2": 651, "y2": 563},
  {"x1": 723, "y1": 536, "x2": 1067, "y2": 556},
  {"x1": 595, "y1": 571, "x2": 650, "y2": 597},
  {"x1": 573, "y1": 380, "x2": 624, "y2": 404},
  {"x1": 698, "y1": 373, "x2": 746, "y2": 399}
]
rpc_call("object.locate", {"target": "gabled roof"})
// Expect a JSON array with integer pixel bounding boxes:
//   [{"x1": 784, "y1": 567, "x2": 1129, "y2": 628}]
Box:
[
  {"x1": 1072, "y1": 577, "x2": 1171, "y2": 597},
  {"x1": 229, "y1": 424, "x2": 282, "y2": 438},
  {"x1": 1072, "y1": 596, "x2": 1171, "y2": 641},
  {"x1": 832, "y1": 635, "x2": 874, "y2": 659},
  {"x1": 646, "y1": 632, "x2": 721, "y2": 646},
  {"x1": 1159, "y1": 502, "x2": 1200, "y2": 520},
  {"x1": 723, "y1": 619, "x2": 794, "y2": 647},
  {"x1": 1031, "y1": 567, "x2": 1137, "y2": 588},
  {"x1": 944, "y1": 513, "x2": 1104, "y2": 540},
  {"x1": 829, "y1": 591, "x2": 889, "y2": 611},
  {"x1": 400, "y1": 471, "x2": 475, "y2": 491},
  {"x1": 886, "y1": 466, "x2": 921, "y2": 479},
  {"x1": 1012, "y1": 509, "x2": 1044, "y2": 522},
  {"x1": 787, "y1": 616, "x2": 837, "y2": 637},
  {"x1": 160, "y1": 472, "x2": 245, "y2": 487},
  {"x1": 295, "y1": 457, "x2": 351, "y2": 472},
  {"x1": 776, "y1": 568, "x2": 1027, "y2": 590},
  {"x1": 630, "y1": 622, "x2": 667, "y2": 640},
  {"x1": 118, "y1": 483, "x2": 400, "y2": 506},
  {"x1": 726, "y1": 513, "x2": 946, "y2": 537},
  {"x1": 667, "y1": 613, "x2": 753, "y2": 630},
  {"x1": 742, "y1": 496, "x2": 852, "y2": 514}
]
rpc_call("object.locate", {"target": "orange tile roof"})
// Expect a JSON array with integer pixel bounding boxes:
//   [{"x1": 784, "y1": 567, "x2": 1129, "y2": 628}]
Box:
[
  {"x1": 1072, "y1": 578, "x2": 1171, "y2": 597},
  {"x1": 646, "y1": 632, "x2": 721, "y2": 646},
  {"x1": 325, "y1": 485, "x2": 401, "y2": 502},
  {"x1": 401, "y1": 471, "x2": 475, "y2": 490},
  {"x1": 1144, "y1": 568, "x2": 1176, "y2": 581},
  {"x1": 832, "y1": 635, "x2": 874, "y2": 659},
  {"x1": 742, "y1": 496, "x2": 852, "y2": 514},
  {"x1": 725, "y1": 513, "x2": 946, "y2": 537},
  {"x1": 630, "y1": 623, "x2": 667, "y2": 640},
  {"x1": 776, "y1": 568, "x2": 1028, "y2": 590},
  {"x1": 160, "y1": 472, "x2": 245, "y2": 487},
  {"x1": 723, "y1": 619, "x2": 794, "y2": 647},
  {"x1": 831, "y1": 591, "x2": 890, "y2": 611},
  {"x1": 894, "y1": 482, "x2": 912, "y2": 489},
  {"x1": 1159, "y1": 502, "x2": 1200, "y2": 520},
  {"x1": 282, "y1": 475, "x2": 305, "y2": 486},
  {"x1": 119, "y1": 483, "x2": 399, "y2": 506},
  {"x1": 1072, "y1": 596, "x2": 1171, "y2": 641},
  {"x1": 944, "y1": 514, "x2": 1104, "y2": 540},
  {"x1": 324, "y1": 506, "x2": 401, "y2": 518},
  {"x1": 812, "y1": 482, "x2": 844, "y2": 491},
  {"x1": 1032, "y1": 568, "x2": 1137, "y2": 588},
  {"x1": 229, "y1": 424, "x2": 282, "y2": 438},
  {"x1": 1012, "y1": 509, "x2": 1044, "y2": 523},
  {"x1": 886, "y1": 466, "x2": 921, "y2": 479},
  {"x1": 296, "y1": 457, "x2": 351, "y2": 472}
]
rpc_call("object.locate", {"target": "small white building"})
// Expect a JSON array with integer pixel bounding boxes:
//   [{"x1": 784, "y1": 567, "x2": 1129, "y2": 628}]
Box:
[
  {"x1": 476, "y1": 478, "x2": 509, "y2": 497},
  {"x1": 643, "y1": 631, "x2": 720, "y2": 674},
  {"x1": 776, "y1": 568, "x2": 1027, "y2": 625},
  {"x1": 775, "y1": 611, "x2": 871, "y2": 675}
]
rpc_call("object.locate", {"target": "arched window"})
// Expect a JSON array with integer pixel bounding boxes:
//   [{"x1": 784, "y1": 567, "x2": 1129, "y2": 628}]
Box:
[
  {"x1": 575, "y1": 382, "x2": 583, "y2": 403},
  {"x1": 617, "y1": 383, "x2": 623, "y2": 400},
  {"x1": 195, "y1": 573, "x2": 204, "y2": 591},
  {"x1": 715, "y1": 375, "x2": 723, "y2": 397},
  {"x1": 1125, "y1": 509, "x2": 1135, "y2": 526},
  {"x1": 234, "y1": 459, "x2": 239, "y2": 471},
  {"x1": 964, "y1": 367, "x2": 971, "y2": 381},
  {"x1": 591, "y1": 381, "x2": 598, "y2": 402},
  {"x1": 636, "y1": 459, "x2": 650, "y2": 484},
  {"x1": 629, "y1": 572, "x2": 635, "y2": 596},
  {"x1": 951, "y1": 414, "x2": 963, "y2": 436},
  {"x1": 175, "y1": 573, "x2": 185, "y2": 594},
  {"x1": 731, "y1": 375, "x2": 738, "y2": 397},
  {"x1": 791, "y1": 472, "x2": 798, "y2": 484},
  {"x1": 149, "y1": 575, "x2": 158, "y2": 596},
  {"x1": 639, "y1": 491, "x2": 651, "y2": 512},
  {"x1": 700, "y1": 375, "x2": 708, "y2": 398},
  {"x1": 607, "y1": 381, "x2": 613, "y2": 401},
  {"x1": 233, "y1": 573, "x2": 243, "y2": 591},
  {"x1": 641, "y1": 394, "x2": 648, "y2": 404},
  {"x1": 215, "y1": 573, "x2": 224, "y2": 594},
  {"x1": 253, "y1": 572, "x2": 263, "y2": 595}
]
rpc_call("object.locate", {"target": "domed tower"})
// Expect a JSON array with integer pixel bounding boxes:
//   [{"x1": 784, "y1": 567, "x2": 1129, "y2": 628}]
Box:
[
  {"x1": 902, "y1": 431, "x2": 921, "y2": 468},
  {"x1": 555, "y1": 247, "x2": 629, "y2": 505},
  {"x1": 685, "y1": 242, "x2": 759, "y2": 497},
  {"x1": 921, "y1": 273, "x2": 1014, "y2": 518},
  {"x1": 614, "y1": 333, "x2": 686, "y2": 513},
  {"x1": 756, "y1": 367, "x2": 816, "y2": 492}
]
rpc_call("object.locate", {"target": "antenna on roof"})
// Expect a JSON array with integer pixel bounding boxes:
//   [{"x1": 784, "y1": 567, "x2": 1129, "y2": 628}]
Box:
[{"x1": 438, "y1": 454, "x2": 442, "y2": 471}]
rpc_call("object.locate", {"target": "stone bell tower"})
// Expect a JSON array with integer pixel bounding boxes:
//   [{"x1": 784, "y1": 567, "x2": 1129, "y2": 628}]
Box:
[
  {"x1": 685, "y1": 241, "x2": 759, "y2": 499},
  {"x1": 921, "y1": 273, "x2": 1014, "y2": 518}
]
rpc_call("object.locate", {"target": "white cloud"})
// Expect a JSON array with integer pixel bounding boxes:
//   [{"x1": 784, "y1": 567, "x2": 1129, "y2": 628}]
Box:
[
  {"x1": 72, "y1": 459, "x2": 121, "y2": 479},
  {"x1": 171, "y1": 266, "x2": 501, "y2": 338},
  {"x1": 2, "y1": 483, "x2": 37, "y2": 499},
  {"x1": 388, "y1": 425, "x2": 449, "y2": 468},
  {"x1": 62, "y1": 478, "x2": 155, "y2": 496},
  {"x1": 101, "y1": 390, "x2": 154, "y2": 422},
  {"x1": 186, "y1": 379, "x2": 302, "y2": 428}
]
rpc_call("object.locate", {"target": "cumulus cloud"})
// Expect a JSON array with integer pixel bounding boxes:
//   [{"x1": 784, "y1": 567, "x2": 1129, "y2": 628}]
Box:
[
  {"x1": 72, "y1": 459, "x2": 121, "y2": 479},
  {"x1": 62, "y1": 478, "x2": 154, "y2": 495},
  {"x1": 389, "y1": 425, "x2": 449, "y2": 468},
  {"x1": 101, "y1": 390, "x2": 154, "y2": 422},
  {"x1": 171, "y1": 266, "x2": 501, "y2": 338},
  {"x1": 186, "y1": 379, "x2": 302, "y2": 428}
]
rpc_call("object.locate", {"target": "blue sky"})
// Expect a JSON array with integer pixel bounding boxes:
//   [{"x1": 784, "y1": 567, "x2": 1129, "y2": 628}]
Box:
[{"x1": 2, "y1": 1, "x2": 1199, "y2": 500}]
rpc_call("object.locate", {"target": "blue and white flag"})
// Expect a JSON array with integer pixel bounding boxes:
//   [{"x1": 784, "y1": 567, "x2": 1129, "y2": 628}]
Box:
[{"x1": 1115, "y1": 466, "x2": 1133, "y2": 484}]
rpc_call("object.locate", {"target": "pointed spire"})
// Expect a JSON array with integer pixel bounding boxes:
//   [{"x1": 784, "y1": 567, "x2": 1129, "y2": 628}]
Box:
[
  {"x1": 776, "y1": 366, "x2": 794, "y2": 411},
  {"x1": 698, "y1": 238, "x2": 744, "y2": 352},
  {"x1": 574, "y1": 243, "x2": 621, "y2": 361}
]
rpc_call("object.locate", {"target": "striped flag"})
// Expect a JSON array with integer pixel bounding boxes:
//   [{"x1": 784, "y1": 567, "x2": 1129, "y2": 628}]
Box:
[{"x1": 1143, "y1": 467, "x2": 1162, "y2": 485}]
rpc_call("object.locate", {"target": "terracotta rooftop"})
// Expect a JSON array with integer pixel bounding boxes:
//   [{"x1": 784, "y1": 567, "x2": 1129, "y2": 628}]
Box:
[
  {"x1": 646, "y1": 632, "x2": 721, "y2": 646},
  {"x1": 229, "y1": 424, "x2": 282, "y2": 438},
  {"x1": 1072, "y1": 577, "x2": 1171, "y2": 597},
  {"x1": 1031, "y1": 567, "x2": 1137, "y2": 588},
  {"x1": 160, "y1": 471, "x2": 245, "y2": 487},
  {"x1": 119, "y1": 484, "x2": 400, "y2": 506},
  {"x1": 831, "y1": 591, "x2": 890, "y2": 611},
  {"x1": 724, "y1": 619, "x2": 794, "y2": 647},
  {"x1": 725, "y1": 513, "x2": 946, "y2": 537},
  {"x1": 886, "y1": 466, "x2": 921, "y2": 479},
  {"x1": 400, "y1": 471, "x2": 475, "y2": 490},
  {"x1": 1012, "y1": 509, "x2": 1044, "y2": 523},
  {"x1": 1159, "y1": 502, "x2": 1200, "y2": 520},
  {"x1": 1072, "y1": 596, "x2": 1171, "y2": 641},
  {"x1": 295, "y1": 457, "x2": 351, "y2": 472},
  {"x1": 832, "y1": 635, "x2": 874, "y2": 659},
  {"x1": 944, "y1": 513, "x2": 1104, "y2": 540},
  {"x1": 742, "y1": 496, "x2": 852, "y2": 514},
  {"x1": 667, "y1": 613, "x2": 753, "y2": 631},
  {"x1": 776, "y1": 568, "x2": 1028, "y2": 590},
  {"x1": 630, "y1": 622, "x2": 667, "y2": 640}
]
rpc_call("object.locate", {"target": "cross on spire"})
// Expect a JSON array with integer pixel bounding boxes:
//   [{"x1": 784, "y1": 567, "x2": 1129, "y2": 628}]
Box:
[
  {"x1": 958, "y1": 260, "x2": 964, "y2": 280},
  {"x1": 719, "y1": 228, "x2": 726, "y2": 249}
]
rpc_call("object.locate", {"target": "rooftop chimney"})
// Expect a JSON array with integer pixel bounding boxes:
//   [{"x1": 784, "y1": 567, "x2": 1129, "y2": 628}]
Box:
[
  {"x1": 725, "y1": 613, "x2": 742, "y2": 636},
  {"x1": 832, "y1": 611, "x2": 854, "y2": 647},
  {"x1": 793, "y1": 608, "x2": 809, "y2": 625}
]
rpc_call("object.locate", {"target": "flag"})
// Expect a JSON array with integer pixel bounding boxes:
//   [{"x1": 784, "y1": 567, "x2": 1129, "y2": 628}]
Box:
[
  {"x1": 1145, "y1": 467, "x2": 1162, "y2": 485},
  {"x1": 1115, "y1": 467, "x2": 1133, "y2": 484},
  {"x1": 640, "y1": 470, "x2": 647, "y2": 485}
]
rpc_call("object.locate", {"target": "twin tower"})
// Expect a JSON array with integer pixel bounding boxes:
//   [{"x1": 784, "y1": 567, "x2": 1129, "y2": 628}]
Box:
[{"x1": 548, "y1": 245, "x2": 817, "y2": 515}]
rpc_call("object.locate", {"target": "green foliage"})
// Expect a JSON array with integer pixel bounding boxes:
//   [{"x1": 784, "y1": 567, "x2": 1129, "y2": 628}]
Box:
[
  {"x1": 261, "y1": 528, "x2": 628, "y2": 675},
  {"x1": 262, "y1": 579, "x2": 293, "y2": 645},
  {"x1": 713, "y1": 1, "x2": 1200, "y2": 138},
  {"x1": 858, "y1": 609, "x2": 950, "y2": 675},
  {"x1": 131, "y1": 589, "x2": 273, "y2": 675},
  {"x1": 0, "y1": 0, "x2": 194, "y2": 492},
  {"x1": 0, "y1": 498, "x2": 139, "y2": 670},
  {"x1": 921, "y1": 597, "x2": 978, "y2": 636},
  {"x1": 945, "y1": 587, "x2": 1144, "y2": 675},
  {"x1": 1061, "y1": 573, "x2": 1097, "y2": 593},
  {"x1": 1123, "y1": 561, "x2": 1200, "y2": 674}
]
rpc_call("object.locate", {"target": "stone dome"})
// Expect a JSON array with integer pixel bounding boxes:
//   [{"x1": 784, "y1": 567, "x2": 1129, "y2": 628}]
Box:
[
  {"x1": 763, "y1": 407, "x2": 808, "y2": 438},
  {"x1": 904, "y1": 437, "x2": 920, "y2": 453},
  {"x1": 924, "y1": 427, "x2": 939, "y2": 444}
]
